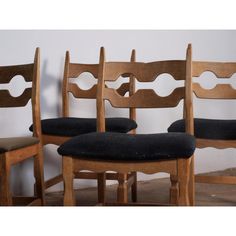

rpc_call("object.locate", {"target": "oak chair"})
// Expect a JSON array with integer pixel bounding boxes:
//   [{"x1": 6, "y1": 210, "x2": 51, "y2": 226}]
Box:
[
  {"x1": 0, "y1": 48, "x2": 45, "y2": 206},
  {"x1": 168, "y1": 58, "x2": 236, "y2": 197},
  {"x1": 30, "y1": 50, "x2": 138, "y2": 203},
  {"x1": 58, "y1": 45, "x2": 196, "y2": 206}
]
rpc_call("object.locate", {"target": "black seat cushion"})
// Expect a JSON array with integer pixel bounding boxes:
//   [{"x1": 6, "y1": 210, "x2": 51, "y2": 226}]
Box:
[
  {"x1": 29, "y1": 117, "x2": 137, "y2": 137},
  {"x1": 57, "y1": 132, "x2": 195, "y2": 161},
  {"x1": 168, "y1": 118, "x2": 236, "y2": 140}
]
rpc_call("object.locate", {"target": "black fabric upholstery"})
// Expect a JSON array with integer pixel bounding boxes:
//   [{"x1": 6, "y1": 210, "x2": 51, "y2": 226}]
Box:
[
  {"x1": 168, "y1": 118, "x2": 236, "y2": 140},
  {"x1": 57, "y1": 132, "x2": 195, "y2": 161},
  {"x1": 29, "y1": 117, "x2": 137, "y2": 137}
]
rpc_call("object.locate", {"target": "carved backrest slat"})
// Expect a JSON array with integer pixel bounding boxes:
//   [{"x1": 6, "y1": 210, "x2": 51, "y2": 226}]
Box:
[
  {"x1": 193, "y1": 61, "x2": 236, "y2": 99},
  {"x1": 0, "y1": 64, "x2": 34, "y2": 107},
  {"x1": 102, "y1": 60, "x2": 187, "y2": 108}
]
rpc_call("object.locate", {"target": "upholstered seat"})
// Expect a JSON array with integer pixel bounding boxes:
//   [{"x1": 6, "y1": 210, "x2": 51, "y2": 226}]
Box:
[
  {"x1": 29, "y1": 117, "x2": 137, "y2": 137},
  {"x1": 58, "y1": 132, "x2": 195, "y2": 161},
  {"x1": 168, "y1": 118, "x2": 236, "y2": 140},
  {"x1": 0, "y1": 137, "x2": 39, "y2": 154}
]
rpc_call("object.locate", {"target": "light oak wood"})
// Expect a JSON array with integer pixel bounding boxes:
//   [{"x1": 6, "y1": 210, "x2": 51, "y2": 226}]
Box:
[
  {"x1": 63, "y1": 45, "x2": 194, "y2": 206},
  {"x1": 192, "y1": 61, "x2": 236, "y2": 78},
  {"x1": 103, "y1": 87, "x2": 185, "y2": 108},
  {"x1": 193, "y1": 83, "x2": 236, "y2": 99},
  {"x1": 190, "y1": 60, "x2": 236, "y2": 186},
  {"x1": 103, "y1": 60, "x2": 186, "y2": 82},
  {"x1": 195, "y1": 175, "x2": 236, "y2": 185},
  {"x1": 0, "y1": 48, "x2": 45, "y2": 206},
  {"x1": 43, "y1": 50, "x2": 137, "y2": 203}
]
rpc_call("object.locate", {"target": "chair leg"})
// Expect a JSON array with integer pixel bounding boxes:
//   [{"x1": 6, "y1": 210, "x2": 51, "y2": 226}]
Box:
[
  {"x1": 0, "y1": 156, "x2": 12, "y2": 206},
  {"x1": 188, "y1": 156, "x2": 195, "y2": 206},
  {"x1": 63, "y1": 156, "x2": 75, "y2": 206},
  {"x1": 117, "y1": 173, "x2": 128, "y2": 204},
  {"x1": 177, "y1": 158, "x2": 190, "y2": 206},
  {"x1": 97, "y1": 172, "x2": 106, "y2": 204},
  {"x1": 131, "y1": 172, "x2": 137, "y2": 202},
  {"x1": 170, "y1": 175, "x2": 179, "y2": 205},
  {"x1": 34, "y1": 148, "x2": 45, "y2": 206}
]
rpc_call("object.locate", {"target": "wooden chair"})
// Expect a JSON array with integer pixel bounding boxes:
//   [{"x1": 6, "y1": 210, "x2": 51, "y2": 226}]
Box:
[
  {"x1": 30, "y1": 50, "x2": 138, "y2": 203},
  {"x1": 0, "y1": 48, "x2": 45, "y2": 206},
  {"x1": 58, "y1": 44, "x2": 196, "y2": 206},
  {"x1": 168, "y1": 58, "x2": 236, "y2": 200}
]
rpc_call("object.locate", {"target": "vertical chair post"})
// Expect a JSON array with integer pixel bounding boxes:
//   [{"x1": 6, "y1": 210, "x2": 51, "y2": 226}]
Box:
[
  {"x1": 34, "y1": 145, "x2": 45, "y2": 206},
  {"x1": 188, "y1": 156, "x2": 195, "y2": 206},
  {"x1": 177, "y1": 158, "x2": 190, "y2": 206}
]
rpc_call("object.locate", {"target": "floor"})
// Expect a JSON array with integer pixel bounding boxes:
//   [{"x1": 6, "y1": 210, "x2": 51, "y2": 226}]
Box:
[{"x1": 45, "y1": 168, "x2": 236, "y2": 206}]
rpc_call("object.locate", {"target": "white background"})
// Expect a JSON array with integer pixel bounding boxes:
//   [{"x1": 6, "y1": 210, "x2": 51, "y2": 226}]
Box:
[{"x1": 1, "y1": 30, "x2": 236, "y2": 195}]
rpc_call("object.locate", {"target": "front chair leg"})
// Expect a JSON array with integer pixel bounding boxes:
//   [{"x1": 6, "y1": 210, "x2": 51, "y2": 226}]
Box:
[
  {"x1": 0, "y1": 156, "x2": 12, "y2": 206},
  {"x1": 34, "y1": 148, "x2": 45, "y2": 206},
  {"x1": 177, "y1": 158, "x2": 190, "y2": 206},
  {"x1": 63, "y1": 156, "x2": 75, "y2": 206},
  {"x1": 117, "y1": 173, "x2": 128, "y2": 204},
  {"x1": 97, "y1": 172, "x2": 106, "y2": 204},
  {"x1": 188, "y1": 156, "x2": 195, "y2": 206},
  {"x1": 170, "y1": 174, "x2": 179, "y2": 205}
]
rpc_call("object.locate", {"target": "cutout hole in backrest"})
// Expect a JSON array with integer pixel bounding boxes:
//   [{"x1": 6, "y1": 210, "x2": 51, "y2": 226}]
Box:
[
  {"x1": 69, "y1": 72, "x2": 97, "y2": 90},
  {"x1": 136, "y1": 73, "x2": 184, "y2": 97},
  {"x1": 0, "y1": 75, "x2": 32, "y2": 97},
  {"x1": 194, "y1": 71, "x2": 236, "y2": 89}
]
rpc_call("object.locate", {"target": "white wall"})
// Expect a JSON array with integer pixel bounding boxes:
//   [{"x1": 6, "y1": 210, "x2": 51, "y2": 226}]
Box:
[{"x1": 1, "y1": 30, "x2": 236, "y2": 195}]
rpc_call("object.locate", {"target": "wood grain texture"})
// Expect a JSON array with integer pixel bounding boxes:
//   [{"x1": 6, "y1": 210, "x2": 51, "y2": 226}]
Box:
[
  {"x1": 72, "y1": 158, "x2": 178, "y2": 175},
  {"x1": 192, "y1": 61, "x2": 236, "y2": 78},
  {"x1": 104, "y1": 60, "x2": 186, "y2": 82},
  {"x1": 190, "y1": 56, "x2": 236, "y2": 191},
  {"x1": 68, "y1": 83, "x2": 97, "y2": 99},
  {"x1": 47, "y1": 49, "x2": 137, "y2": 204},
  {"x1": 193, "y1": 83, "x2": 236, "y2": 99},
  {"x1": 0, "y1": 64, "x2": 34, "y2": 83},
  {"x1": 71, "y1": 45, "x2": 193, "y2": 206},
  {"x1": 0, "y1": 88, "x2": 32, "y2": 107},
  {"x1": 0, "y1": 48, "x2": 45, "y2": 206},
  {"x1": 68, "y1": 63, "x2": 98, "y2": 78},
  {"x1": 104, "y1": 87, "x2": 185, "y2": 108}
]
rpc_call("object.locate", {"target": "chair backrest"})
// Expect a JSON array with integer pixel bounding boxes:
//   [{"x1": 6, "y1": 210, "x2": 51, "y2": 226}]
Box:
[
  {"x1": 97, "y1": 44, "x2": 193, "y2": 134},
  {"x1": 62, "y1": 51, "x2": 136, "y2": 127},
  {"x1": 0, "y1": 48, "x2": 42, "y2": 138},
  {"x1": 192, "y1": 61, "x2": 236, "y2": 99}
]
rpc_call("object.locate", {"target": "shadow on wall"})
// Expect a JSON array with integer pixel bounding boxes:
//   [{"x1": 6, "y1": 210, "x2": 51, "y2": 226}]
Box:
[
  {"x1": 12, "y1": 59, "x2": 64, "y2": 196},
  {"x1": 41, "y1": 59, "x2": 62, "y2": 118}
]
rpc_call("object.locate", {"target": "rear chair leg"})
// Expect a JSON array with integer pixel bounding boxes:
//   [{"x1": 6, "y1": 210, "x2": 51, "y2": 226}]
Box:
[
  {"x1": 117, "y1": 173, "x2": 128, "y2": 204},
  {"x1": 131, "y1": 172, "x2": 137, "y2": 202},
  {"x1": 97, "y1": 172, "x2": 106, "y2": 204},
  {"x1": 63, "y1": 156, "x2": 75, "y2": 206}
]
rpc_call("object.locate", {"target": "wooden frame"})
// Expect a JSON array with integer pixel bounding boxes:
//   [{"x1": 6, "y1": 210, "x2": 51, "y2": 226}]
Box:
[
  {"x1": 0, "y1": 48, "x2": 45, "y2": 206},
  {"x1": 192, "y1": 61, "x2": 236, "y2": 186},
  {"x1": 42, "y1": 50, "x2": 137, "y2": 203},
  {"x1": 62, "y1": 44, "x2": 194, "y2": 206}
]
